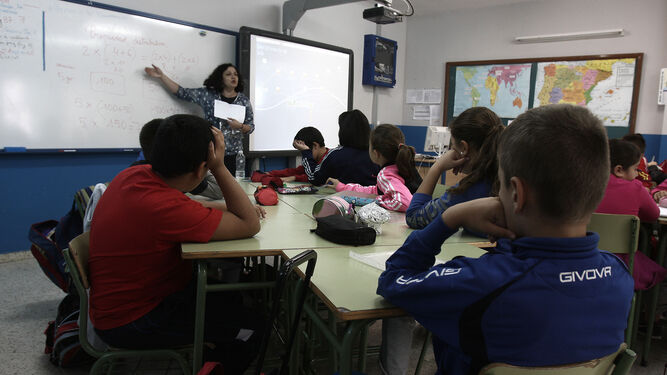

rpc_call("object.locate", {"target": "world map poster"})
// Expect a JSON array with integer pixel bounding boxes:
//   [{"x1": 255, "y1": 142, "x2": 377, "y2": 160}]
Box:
[
  {"x1": 532, "y1": 59, "x2": 637, "y2": 127},
  {"x1": 453, "y1": 64, "x2": 532, "y2": 118}
]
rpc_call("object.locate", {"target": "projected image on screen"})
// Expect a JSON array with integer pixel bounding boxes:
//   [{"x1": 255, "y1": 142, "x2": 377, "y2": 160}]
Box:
[{"x1": 247, "y1": 34, "x2": 352, "y2": 153}]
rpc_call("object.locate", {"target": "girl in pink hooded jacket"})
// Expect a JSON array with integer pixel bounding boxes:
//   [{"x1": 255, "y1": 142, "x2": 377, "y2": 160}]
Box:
[{"x1": 327, "y1": 124, "x2": 422, "y2": 212}]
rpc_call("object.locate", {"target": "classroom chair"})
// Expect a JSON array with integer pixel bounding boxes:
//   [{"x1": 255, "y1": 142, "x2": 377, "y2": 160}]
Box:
[
  {"x1": 63, "y1": 232, "x2": 192, "y2": 375},
  {"x1": 637, "y1": 222, "x2": 662, "y2": 366},
  {"x1": 478, "y1": 343, "x2": 636, "y2": 375},
  {"x1": 587, "y1": 213, "x2": 640, "y2": 348}
]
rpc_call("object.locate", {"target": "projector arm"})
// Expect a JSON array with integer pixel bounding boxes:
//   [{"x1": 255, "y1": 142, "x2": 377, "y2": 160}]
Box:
[{"x1": 283, "y1": 0, "x2": 364, "y2": 35}]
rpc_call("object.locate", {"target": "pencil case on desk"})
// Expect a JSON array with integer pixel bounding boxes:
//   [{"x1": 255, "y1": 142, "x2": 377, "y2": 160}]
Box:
[
  {"x1": 312, "y1": 196, "x2": 354, "y2": 219},
  {"x1": 310, "y1": 215, "x2": 376, "y2": 246}
]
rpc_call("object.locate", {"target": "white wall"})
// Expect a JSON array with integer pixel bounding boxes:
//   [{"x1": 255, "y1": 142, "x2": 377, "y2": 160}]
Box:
[
  {"x1": 94, "y1": 0, "x2": 407, "y2": 126},
  {"x1": 402, "y1": 0, "x2": 667, "y2": 133},
  {"x1": 295, "y1": 3, "x2": 407, "y2": 126}
]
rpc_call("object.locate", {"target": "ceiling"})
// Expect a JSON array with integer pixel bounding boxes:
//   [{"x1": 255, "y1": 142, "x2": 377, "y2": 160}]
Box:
[{"x1": 397, "y1": 0, "x2": 543, "y2": 17}]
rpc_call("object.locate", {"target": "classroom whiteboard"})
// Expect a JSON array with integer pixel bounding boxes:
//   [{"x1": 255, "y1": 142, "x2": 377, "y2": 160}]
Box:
[
  {"x1": 239, "y1": 27, "x2": 353, "y2": 156},
  {"x1": 0, "y1": 0, "x2": 236, "y2": 150}
]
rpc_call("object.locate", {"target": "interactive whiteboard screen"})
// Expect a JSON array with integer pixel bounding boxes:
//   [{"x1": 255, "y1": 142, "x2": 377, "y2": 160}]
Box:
[
  {"x1": 240, "y1": 27, "x2": 353, "y2": 155},
  {"x1": 0, "y1": 0, "x2": 236, "y2": 150}
]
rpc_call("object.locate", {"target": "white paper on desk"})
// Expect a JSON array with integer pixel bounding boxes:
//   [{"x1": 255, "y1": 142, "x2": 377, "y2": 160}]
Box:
[
  {"x1": 660, "y1": 206, "x2": 667, "y2": 218},
  {"x1": 214, "y1": 100, "x2": 246, "y2": 122},
  {"x1": 349, "y1": 250, "x2": 445, "y2": 271}
]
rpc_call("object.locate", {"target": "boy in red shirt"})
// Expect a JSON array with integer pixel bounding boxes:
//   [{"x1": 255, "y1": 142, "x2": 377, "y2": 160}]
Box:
[{"x1": 89, "y1": 115, "x2": 262, "y2": 374}]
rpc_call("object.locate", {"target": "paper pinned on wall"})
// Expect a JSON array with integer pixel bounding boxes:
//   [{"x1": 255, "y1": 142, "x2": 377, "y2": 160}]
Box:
[
  {"x1": 406, "y1": 89, "x2": 442, "y2": 104},
  {"x1": 429, "y1": 105, "x2": 441, "y2": 126},
  {"x1": 214, "y1": 100, "x2": 246, "y2": 122},
  {"x1": 413, "y1": 105, "x2": 430, "y2": 120},
  {"x1": 406, "y1": 89, "x2": 424, "y2": 104},
  {"x1": 659, "y1": 68, "x2": 667, "y2": 105},
  {"x1": 423, "y1": 89, "x2": 442, "y2": 104}
]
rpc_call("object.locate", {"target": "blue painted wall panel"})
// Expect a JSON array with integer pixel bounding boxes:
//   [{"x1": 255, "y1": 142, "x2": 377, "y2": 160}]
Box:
[{"x1": 0, "y1": 153, "x2": 137, "y2": 253}]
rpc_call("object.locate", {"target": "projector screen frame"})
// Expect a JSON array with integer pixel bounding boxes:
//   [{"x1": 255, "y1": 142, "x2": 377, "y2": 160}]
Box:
[{"x1": 238, "y1": 26, "x2": 354, "y2": 158}]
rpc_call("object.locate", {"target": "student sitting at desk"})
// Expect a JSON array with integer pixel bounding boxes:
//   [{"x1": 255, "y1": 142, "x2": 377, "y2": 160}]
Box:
[
  {"x1": 328, "y1": 124, "x2": 422, "y2": 212},
  {"x1": 652, "y1": 179, "x2": 667, "y2": 207},
  {"x1": 303, "y1": 109, "x2": 379, "y2": 186},
  {"x1": 405, "y1": 107, "x2": 504, "y2": 229},
  {"x1": 131, "y1": 118, "x2": 221, "y2": 199},
  {"x1": 378, "y1": 104, "x2": 634, "y2": 375},
  {"x1": 595, "y1": 139, "x2": 665, "y2": 290},
  {"x1": 253, "y1": 126, "x2": 330, "y2": 183},
  {"x1": 89, "y1": 114, "x2": 263, "y2": 375},
  {"x1": 622, "y1": 133, "x2": 654, "y2": 189}
]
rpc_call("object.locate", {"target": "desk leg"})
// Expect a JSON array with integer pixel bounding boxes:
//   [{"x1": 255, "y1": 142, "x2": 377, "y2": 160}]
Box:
[
  {"x1": 640, "y1": 233, "x2": 667, "y2": 365},
  {"x1": 358, "y1": 325, "x2": 369, "y2": 372},
  {"x1": 193, "y1": 261, "x2": 208, "y2": 374},
  {"x1": 339, "y1": 320, "x2": 371, "y2": 375},
  {"x1": 329, "y1": 310, "x2": 338, "y2": 370}
]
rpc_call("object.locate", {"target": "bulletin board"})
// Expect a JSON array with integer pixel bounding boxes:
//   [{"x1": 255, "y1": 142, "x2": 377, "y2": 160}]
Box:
[{"x1": 443, "y1": 53, "x2": 643, "y2": 138}]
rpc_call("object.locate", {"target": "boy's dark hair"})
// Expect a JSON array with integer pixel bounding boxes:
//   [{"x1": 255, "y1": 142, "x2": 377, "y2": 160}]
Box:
[
  {"x1": 498, "y1": 104, "x2": 609, "y2": 221},
  {"x1": 371, "y1": 124, "x2": 417, "y2": 185},
  {"x1": 448, "y1": 107, "x2": 504, "y2": 196},
  {"x1": 609, "y1": 139, "x2": 641, "y2": 172},
  {"x1": 621, "y1": 133, "x2": 646, "y2": 154},
  {"x1": 294, "y1": 126, "x2": 325, "y2": 149},
  {"x1": 151, "y1": 114, "x2": 213, "y2": 178},
  {"x1": 203, "y1": 63, "x2": 244, "y2": 93},
  {"x1": 338, "y1": 109, "x2": 371, "y2": 150},
  {"x1": 139, "y1": 118, "x2": 163, "y2": 162}
]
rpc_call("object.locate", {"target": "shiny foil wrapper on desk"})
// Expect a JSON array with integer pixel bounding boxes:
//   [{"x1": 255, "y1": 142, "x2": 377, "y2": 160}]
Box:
[{"x1": 357, "y1": 202, "x2": 390, "y2": 234}]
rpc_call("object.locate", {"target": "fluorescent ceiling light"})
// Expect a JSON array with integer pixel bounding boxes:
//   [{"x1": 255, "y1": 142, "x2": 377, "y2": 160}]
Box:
[{"x1": 514, "y1": 29, "x2": 624, "y2": 43}]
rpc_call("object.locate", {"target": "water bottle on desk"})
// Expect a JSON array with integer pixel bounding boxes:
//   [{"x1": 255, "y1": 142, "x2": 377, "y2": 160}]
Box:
[{"x1": 235, "y1": 150, "x2": 245, "y2": 179}]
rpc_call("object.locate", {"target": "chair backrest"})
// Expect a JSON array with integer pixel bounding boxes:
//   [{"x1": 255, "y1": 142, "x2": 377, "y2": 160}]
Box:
[
  {"x1": 68, "y1": 231, "x2": 91, "y2": 289},
  {"x1": 479, "y1": 343, "x2": 635, "y2": 375},
  {"x1": 62, "y1": 231, "x2": 105, "y2": 358},
  {"x1": 587, "y1": 213, "x2": 639, "y2": 255}
]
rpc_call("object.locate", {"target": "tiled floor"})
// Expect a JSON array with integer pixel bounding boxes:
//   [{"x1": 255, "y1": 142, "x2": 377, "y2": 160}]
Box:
[{"x1": 1, "y1": 253, "x2": 665, "y2": 375}]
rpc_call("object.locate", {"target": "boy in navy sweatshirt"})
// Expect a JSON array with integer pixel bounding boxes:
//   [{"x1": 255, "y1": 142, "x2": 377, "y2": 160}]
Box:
[{"x1": 377, "y1": 104, "x2": 634, "y2": 375}]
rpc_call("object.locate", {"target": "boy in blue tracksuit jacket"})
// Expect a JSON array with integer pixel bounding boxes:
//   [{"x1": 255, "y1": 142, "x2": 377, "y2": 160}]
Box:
[{"x1": 377, "y1": 104, "x2": 634, "y2": 375}]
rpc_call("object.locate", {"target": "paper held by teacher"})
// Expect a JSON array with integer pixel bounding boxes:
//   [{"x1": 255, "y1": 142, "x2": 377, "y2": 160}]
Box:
[{"x1": 214, "y1": 100, "x2": 246, "y2": 122}]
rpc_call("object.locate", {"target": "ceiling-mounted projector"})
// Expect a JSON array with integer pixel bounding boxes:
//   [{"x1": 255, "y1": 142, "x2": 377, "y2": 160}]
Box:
[{"x1": 363, "y1": 6, "x2": 403, "y2": 24}]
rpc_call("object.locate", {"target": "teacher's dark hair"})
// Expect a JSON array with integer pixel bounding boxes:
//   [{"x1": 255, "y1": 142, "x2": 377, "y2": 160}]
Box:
[
  {"x1": 204, "y1": 63, "x2": 244, "y2": 93},
  {"x1": 151, "y1": 114, "x2": 213, "y2": 178},
  {"x1": 338, "y1": 109, "x2": 371, "y2": 150}
]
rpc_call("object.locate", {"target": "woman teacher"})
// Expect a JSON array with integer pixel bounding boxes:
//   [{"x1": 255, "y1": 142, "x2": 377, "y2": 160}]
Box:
[{"x1": 145, "y1": 63, "x2": 254, "y2": 175}]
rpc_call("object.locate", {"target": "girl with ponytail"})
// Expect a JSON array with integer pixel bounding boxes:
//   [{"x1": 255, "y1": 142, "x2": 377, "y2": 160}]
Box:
[
  {"x1": 327, "y1": 124, "x2": 422, "y2": 212},
  {"x1": 406, "y1": 106, "x2": 505, "y2": 229}
]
